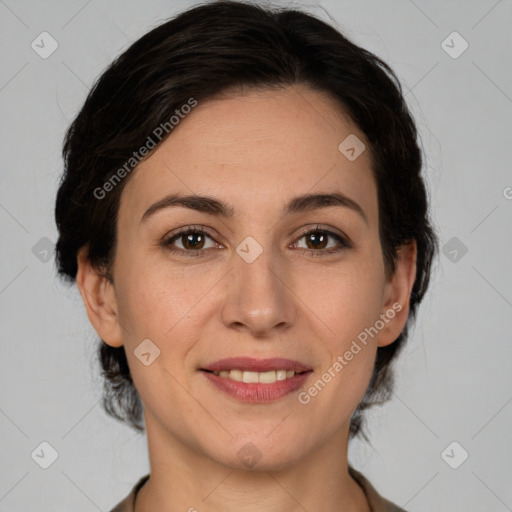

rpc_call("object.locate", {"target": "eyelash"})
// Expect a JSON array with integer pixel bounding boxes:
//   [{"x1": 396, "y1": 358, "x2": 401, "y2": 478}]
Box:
[{"x1": 161, "y1": 224, "x2": 351, "y2": 258}]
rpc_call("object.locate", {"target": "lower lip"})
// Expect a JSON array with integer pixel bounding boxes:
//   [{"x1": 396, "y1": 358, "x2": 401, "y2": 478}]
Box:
[{"x1": 201, "y1": 370, "x2": 312, "y2": 402}]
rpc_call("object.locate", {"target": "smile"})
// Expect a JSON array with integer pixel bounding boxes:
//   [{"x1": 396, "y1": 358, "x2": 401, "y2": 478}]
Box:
[
  {"x1": 201, "y1": 369, "x2": 313, "y2": 402},
  {"x1": 211, "y1": 369, "x2": 298, "y2": 383}
]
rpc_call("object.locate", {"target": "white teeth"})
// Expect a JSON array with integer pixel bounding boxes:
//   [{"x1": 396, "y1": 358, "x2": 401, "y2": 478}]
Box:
[
  {"x1": 258, "y1": 371, "x2": 276, "y2": 384},
  {"x1": 242, "y1": 371, "x2": 259, "y2": 384},
  {"x1": 276, "y1": 370, "x2": 287, "y2": 381},
  {"x1": 213, "y1": 369, "x2": 297, "y2": 383},
  {"x1": 228, "y1": 369, "x2": 243, "y2": 382}
]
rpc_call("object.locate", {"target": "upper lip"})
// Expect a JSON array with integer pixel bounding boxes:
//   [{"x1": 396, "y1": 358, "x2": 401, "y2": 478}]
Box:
[{"x1": 201, "y1": 357, "x2": 312, "y2": 373}]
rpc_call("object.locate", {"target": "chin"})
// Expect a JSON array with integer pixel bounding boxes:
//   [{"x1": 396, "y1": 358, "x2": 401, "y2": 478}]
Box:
[{"x1": 205, "y1": 429, "x2": 314, "y2": 472}]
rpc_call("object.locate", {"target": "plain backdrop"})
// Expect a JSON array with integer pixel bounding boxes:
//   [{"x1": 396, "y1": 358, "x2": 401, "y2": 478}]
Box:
[{"x1": 0, "y1": 1, "x2": 511, "y2": 511}]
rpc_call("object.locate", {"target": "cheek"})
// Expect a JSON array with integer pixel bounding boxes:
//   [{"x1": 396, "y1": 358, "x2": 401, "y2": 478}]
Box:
[
  {"x1": 295, "y1": 250, "x2": 385, "y2": 401},
  {"x1": 112, "y1": 254, "x2": 223, "y2": 395},
  {"x1": 114, "y1": 249, "x2": 206, "y2": 335},
  {"x1": 297, "y1": 269, "x2": 380, "y2": 425},
  {"x1": 301, "y1": 259, "x2": 386, "y2": 343},
  {"x1": 112, "y1": 262, "x2": 202, "y2": 414}
]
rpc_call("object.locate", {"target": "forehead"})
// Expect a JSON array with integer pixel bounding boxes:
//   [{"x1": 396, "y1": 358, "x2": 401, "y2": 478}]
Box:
[{"x1": 119, "y1": 84, "x2": 378, "y2": 226}]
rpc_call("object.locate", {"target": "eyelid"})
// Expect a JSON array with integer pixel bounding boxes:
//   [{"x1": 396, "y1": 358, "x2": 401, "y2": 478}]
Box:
[
  {"x1": 161, "y1": 224, "x2": 223, "y2": 255},
  {"x1": 161, "y1": 223, "x2": 352, "y2": 256},
  {"x1": 164, "y1": 224, "x2": 218, "y2": 240},
  {"x1": 291, "y1": 224, "x2": 352, "y2": 255},
  {"x1": 294, "y1": 224, "x2": 350, "y2": 243}
]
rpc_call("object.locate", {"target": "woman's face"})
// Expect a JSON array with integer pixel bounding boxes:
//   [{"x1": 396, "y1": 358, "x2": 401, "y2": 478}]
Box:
[{"x1": 80, "y1": 84, "x2": 414, "y2": 470}]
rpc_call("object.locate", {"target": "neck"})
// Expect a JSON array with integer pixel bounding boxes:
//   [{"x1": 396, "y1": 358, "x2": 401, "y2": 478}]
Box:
[{"x1": 135, "y1": 414, "x2": 370, "y2": 512}]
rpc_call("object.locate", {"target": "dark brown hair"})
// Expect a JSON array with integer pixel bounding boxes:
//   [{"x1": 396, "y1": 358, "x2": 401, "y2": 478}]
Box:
[{"x1": 54, "y1": 0, "x2": 438, "y2": 440}]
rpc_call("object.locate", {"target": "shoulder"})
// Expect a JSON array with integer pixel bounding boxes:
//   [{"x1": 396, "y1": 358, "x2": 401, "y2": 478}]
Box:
[
  {"x1": 349, "y1": 466, "x2": 408, "y2": 512},
  {"x1": 109, "y1": 474, "x2": 150, "y2": 512}
]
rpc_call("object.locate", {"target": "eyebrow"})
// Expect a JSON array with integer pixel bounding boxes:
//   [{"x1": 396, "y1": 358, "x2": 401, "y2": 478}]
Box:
[{"x1": 140, "y1": 191, "x2": 368, "y2": 225}]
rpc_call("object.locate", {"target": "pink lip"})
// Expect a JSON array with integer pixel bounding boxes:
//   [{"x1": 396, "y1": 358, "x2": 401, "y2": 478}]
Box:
[
  {"x1": 201, "y1": 370, "x2": 312, "y2": 403},
  {"x1": 201, "y1": 357, "x2": 312, "y2": 373}
]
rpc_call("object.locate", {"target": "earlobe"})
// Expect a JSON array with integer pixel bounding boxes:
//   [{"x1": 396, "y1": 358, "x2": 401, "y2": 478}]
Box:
[
  {"x1": 76, "y1": 247, "x2": 124, "y2": 348},
  {"x1": 377, "y1": 240, "x2": 417, "y2": 348}
]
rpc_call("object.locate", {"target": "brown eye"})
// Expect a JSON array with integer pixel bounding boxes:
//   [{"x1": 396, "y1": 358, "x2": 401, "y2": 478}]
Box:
[
  {"x1": 304, "y1": 231, "x2": 329, "y2": 250},
  {"x1": 163, "y1": 228, "x2": 217, "y2": 256},
  {"x1": 162, "y1": 225, "x2": 350, "y2": 258},
  {"x1": 180, "y1": 232, "x2": 206, "y2": 250},
  {"x1": 293, "y1": 227, "x2": 351, "y2": 256}
]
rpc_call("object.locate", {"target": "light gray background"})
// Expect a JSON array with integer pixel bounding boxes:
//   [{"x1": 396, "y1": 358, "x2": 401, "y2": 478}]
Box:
[{"x1": 1, "y1": 0, "x2": 511, "y2": 510}]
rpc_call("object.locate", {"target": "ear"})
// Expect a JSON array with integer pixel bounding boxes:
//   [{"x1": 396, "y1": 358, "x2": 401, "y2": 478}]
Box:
[
  {"x1": 377, "y1": 240, "x2": 417, "y2": 348},
  {"x1": 76, "y1": 246, "x2": 123, "y2": 348}
]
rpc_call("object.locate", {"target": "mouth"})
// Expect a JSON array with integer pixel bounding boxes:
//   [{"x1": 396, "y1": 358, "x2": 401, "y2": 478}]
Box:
[
  {"x1": 201, "y1": 368, "x2": 310, "y2": 384},
  {"x1": 201, "y1": 356, "x2": 312, "y2": 374},
  {"x1": 199, "y1": 357, "x2": 313, "y2": 402}
]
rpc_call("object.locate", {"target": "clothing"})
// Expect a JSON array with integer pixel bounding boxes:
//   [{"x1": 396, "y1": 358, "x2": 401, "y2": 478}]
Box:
[{"x1": 110, "y1": 466, "x2": 407, "y2": 512}]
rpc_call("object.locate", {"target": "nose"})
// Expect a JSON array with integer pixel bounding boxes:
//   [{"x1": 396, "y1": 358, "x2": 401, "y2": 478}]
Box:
[{"x1": 220, "y1": 242, "x2": 297, "y2": 338}]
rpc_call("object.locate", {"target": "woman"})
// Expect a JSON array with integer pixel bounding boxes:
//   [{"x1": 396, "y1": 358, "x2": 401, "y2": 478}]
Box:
[{"x1": 54, "y1": 1, "x2": 437, "y2": 510}]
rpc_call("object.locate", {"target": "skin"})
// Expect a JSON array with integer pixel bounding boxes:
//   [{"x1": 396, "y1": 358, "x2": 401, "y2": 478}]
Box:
[{"x1": 77, "y1": 84, "x2": 416, "y2": 512}]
